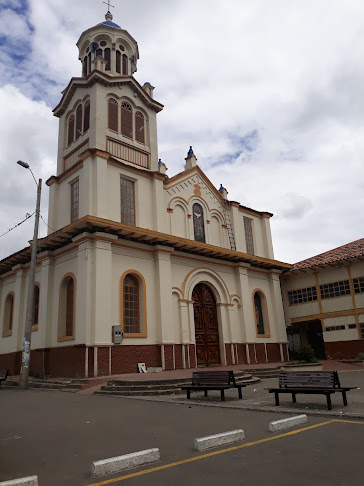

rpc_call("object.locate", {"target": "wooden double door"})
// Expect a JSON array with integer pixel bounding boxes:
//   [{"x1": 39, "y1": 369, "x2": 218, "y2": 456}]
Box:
[{"x1": 192, "y1": 283, "x2": 220, "y2": 366}]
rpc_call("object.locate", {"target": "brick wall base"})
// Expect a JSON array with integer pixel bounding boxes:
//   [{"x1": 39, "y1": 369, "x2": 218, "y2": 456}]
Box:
[
  {"x1": 0, "y1": 341, "x2": 290, "y2": 378},
  {"x1": 325, "y1": 340, "x2": 364, "y2": 360},
  {"x1": 245, "y1": 343, "x2": 286, "y2": 364}
]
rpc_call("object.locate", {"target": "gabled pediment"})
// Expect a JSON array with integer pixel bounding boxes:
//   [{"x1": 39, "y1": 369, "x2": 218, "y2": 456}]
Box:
[{"x1": 53, "y1": 71, "x2": 163, "y2": 118}]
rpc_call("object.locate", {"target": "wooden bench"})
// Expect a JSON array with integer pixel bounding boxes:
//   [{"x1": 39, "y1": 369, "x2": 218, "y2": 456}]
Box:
[
  {"x1": 267, "y1": 371, "x2": 356, "y2": 410},
  {"x1": 180, "y1": 370, "x2": 245, "y2": 401},
  {"x1": 0, "y1": 370, "x2": 9, "y2": 388}
]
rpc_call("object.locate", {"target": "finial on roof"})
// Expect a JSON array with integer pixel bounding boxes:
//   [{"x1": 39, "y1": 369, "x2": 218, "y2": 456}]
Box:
[
  {"x1": 219, "y1": 184, "x2": 225, "y2": 191},
  {"x1": 103, "y1": 0, "x2": 115, "y2": 20},
  {"x1": 187, "y1": 146, "x2": 194, "y2": 157}
]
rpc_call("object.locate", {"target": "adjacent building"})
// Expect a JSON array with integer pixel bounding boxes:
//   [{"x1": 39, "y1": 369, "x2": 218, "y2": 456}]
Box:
[{"x1": 281, "y1": 239, "x2": 364, "y2": 360}]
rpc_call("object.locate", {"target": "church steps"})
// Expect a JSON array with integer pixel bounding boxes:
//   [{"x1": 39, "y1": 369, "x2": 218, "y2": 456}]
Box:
[{"x1": 96, "y1": 372, "x2": 260, "y2": 396}]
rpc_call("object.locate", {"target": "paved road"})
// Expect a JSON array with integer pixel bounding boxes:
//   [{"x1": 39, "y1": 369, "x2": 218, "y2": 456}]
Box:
[{"x1": 0, "y1": 388, "x2": 363, "y2": 485}]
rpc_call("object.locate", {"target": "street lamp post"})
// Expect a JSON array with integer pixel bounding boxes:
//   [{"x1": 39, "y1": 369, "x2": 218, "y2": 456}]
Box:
[{"x1": 17, "y1": 161, "x2": 42, "y2": 390}]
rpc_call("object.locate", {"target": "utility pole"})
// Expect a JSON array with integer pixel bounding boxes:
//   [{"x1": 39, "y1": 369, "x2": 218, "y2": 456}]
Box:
[{"x1": 19, "y1": 177, "x2": 42, "y2": 389}]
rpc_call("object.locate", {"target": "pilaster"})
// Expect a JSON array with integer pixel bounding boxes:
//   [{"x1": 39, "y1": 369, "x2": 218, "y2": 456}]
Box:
[
  {"x1": 38, "y1": 254, "x2": 55, "y2": 348},
  {"x1": 235, "y1": 264, "x2": 254, "y2": 342},
  {"x1": 154, "y1": 246, "x2": 174, "y2": 344},
  {"x1": 268, "y1": 271, "x2": 287, "y2": 342}
]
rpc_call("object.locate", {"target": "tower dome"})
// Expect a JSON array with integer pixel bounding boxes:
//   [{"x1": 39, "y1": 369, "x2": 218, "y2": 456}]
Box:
[{"x1": 77, "y1": 12, "x2": 139, "y2": 78}]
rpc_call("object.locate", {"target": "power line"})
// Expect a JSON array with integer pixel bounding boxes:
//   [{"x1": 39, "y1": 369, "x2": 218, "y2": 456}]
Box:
[
  {"x1": 40, "y1": 213, "x2": 55, "y2": 232},
  {"x1": 0, "y1": 212, "x2": 35, "y2": 239}
]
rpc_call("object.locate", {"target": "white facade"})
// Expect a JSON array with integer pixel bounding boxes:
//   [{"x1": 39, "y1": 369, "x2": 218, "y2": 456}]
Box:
[{"x1": 0, "y1": 13, "x2": 290, "y2": 377}]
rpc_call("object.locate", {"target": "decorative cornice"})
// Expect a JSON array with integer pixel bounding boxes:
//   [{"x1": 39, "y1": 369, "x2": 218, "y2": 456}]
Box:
[
  {"x1": 53, "y1": 72, "x2": 164, "y2": 118},
  {"x1": 0, "y1": 215, "x2": 291, "y2": 277}
]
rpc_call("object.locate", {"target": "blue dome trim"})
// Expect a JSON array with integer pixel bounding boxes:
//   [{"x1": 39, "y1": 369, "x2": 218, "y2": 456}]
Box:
[{"x1": 101, "y1": 20, "x2": 121, "y2": 29}]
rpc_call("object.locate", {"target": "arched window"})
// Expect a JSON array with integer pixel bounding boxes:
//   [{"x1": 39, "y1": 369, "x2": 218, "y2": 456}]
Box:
[
  {"x1": 32, "y1": 284, "x2": 40, "y2": 330},
  {"x1": 120, "y1": 101, "x2": 132, "y2": 138},
  {"x1": 2, "y1": 292, "x2": 14, "y2": 337},
  {"x1": 108, "y1": 98, "x2": 118, "y2": 132},
  {"x1": 75, "y1": 104, "x2": 82, "y2": 140},
  {"x1": 83, "y1": 56, "x2": 88, "y2": 77},
  {"x1": 104, "y1": 48, "x2": 111, "y2": 71},
  {"x1": 67, "y1": 114, "x2": 75, "y2": 146},
  {"x1": 253, "y1": 290, "x2": 270, "y2": 336},
  {"x1": 122, "y1": 54, "x2": 128, "y2": 75},
  {"x1": 88, "y1": 52, "x2": 92, "y2": 73},
  {"x1": 123, "y1": 274, "x2": 139, "y2": 334},
  {"x1": 96, "y1": 48, "x2": 102, "y2": 58},
  {"x1": 135, "y1": 111, "x2": 145, "y2": 144},
  {"x1": 116, "y1": 50, "x2": 121, "y2": 74},
  {"x1": 83, "y1": 100, "x2": 90, "y2": 132},
  {"x1": 58, "y1": 275, "x2": 75, "y2": 340},
  {"x1": 193, "y1": 203, "x2": 205, "y2": 243}
]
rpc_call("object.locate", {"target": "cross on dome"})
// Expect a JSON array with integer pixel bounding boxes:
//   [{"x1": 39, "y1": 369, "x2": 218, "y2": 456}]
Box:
[{"x1": 103, "y1": 0, "x2": 115, "y2": 21}]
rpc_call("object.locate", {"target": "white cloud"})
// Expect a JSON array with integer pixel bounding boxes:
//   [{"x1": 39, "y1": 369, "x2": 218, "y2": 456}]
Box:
[{"x1": 0, "y1": 0, "x2": 363, "y2": 264}]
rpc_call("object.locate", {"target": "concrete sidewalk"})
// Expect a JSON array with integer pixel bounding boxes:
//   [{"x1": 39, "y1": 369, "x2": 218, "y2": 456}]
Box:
[{"x1": 114, "y1": 369, "x2": 364, "y2": 419}]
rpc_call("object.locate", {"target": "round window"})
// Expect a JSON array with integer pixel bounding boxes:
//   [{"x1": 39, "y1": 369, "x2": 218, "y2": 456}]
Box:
[
  {"x1": 100, "y1": 41, "x2": 107, "y2": 47},
  {"x1": 119, "y1": 44, "x2": 125, "y2": 51}
]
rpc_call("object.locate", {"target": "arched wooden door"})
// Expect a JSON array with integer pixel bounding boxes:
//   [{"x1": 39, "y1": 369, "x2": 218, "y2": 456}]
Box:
[{"x1": 192, "y1": 283, "x2": 220, "y2": 366}]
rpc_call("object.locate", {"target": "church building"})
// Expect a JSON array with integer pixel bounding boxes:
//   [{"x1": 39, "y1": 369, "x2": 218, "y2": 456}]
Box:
[{"x1": 0, "y1": 12, "x2": 291, "y2": 378}]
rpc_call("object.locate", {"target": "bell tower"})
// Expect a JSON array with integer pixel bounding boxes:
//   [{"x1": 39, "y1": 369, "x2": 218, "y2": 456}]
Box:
[{"x1": 47, "y1": 10, "x2": 164, "y2": 233}]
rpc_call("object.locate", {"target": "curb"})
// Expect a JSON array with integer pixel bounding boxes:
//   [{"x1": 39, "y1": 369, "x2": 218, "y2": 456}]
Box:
[
  {"x1": 0, "y1": 477, "x2": 38, "y2": 486},
  {"x1": 194, "y1": 429, "x2": 245, "y2": 451},
  {"x1": 91, "y1": 448, "x2": 160, "y2": 476},
  {"x1": 269, "y1": 414, "x2": 307, "y2": 432}
]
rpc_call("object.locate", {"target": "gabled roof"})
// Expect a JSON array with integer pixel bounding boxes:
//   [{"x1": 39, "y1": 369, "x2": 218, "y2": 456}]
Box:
[
  {"x1": 291, "y1": 238, "x2": 364, "y2": 271},
  {"x1": 165, "y1": 165, "x2": 273, "y2": 218},
  {"x1": 0, "y1": 216, "x2": 291, "y2": 277},
  {"x1": 53, "y1": 71, "x2": 163, "y2": 117}
]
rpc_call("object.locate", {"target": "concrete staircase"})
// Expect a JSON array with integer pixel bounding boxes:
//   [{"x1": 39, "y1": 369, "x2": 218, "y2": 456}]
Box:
[
  {"x1": 95, "y1": 371, "x2": 260, "y2": 397},
  {"x1": 4, "y1": 377, "x2": 90, "y2": 392},
  {"x1": 244, "y1": 366, "x2": 282, "y2": 379}
]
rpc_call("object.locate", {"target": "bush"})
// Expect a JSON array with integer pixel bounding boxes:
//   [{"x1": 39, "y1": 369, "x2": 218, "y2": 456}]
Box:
[
  {"x1": 356, "y1": 352, "x2": 364, "y2": 362},
  {"x1": 296, "y1": 346, "x2": 316, "y2": 363}
]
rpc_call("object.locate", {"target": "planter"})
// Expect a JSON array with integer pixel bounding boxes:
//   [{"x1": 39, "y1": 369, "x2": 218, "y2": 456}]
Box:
[{"x1": 282, "y1": 362, "x2": 323, "y2": 371}]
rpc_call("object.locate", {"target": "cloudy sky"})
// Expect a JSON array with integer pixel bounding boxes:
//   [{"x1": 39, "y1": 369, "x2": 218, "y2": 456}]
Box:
[{"x1": 0, "y1": 0, "x2": 363, "y2": 264}]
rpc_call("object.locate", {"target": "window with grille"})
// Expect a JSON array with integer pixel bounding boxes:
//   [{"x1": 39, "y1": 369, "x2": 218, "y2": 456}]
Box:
[
  {"x1": 193, "y1": 203, "x2": 205, "y2": 243},
  {"x1": 108, "y1": 98, "x2": 118, "y2": 132},
  {"x1": 32, "y1": 284, "x2": 40, "y2": 329},
  {"x1": 67, "y1": 114, "x2": 75, "y2": 146},
  {"x1": 135, "y1": 111, "x2": 145, "y2": 144},
  {"x1": 104, "y1": 48, "x2": 111, "y2": 71},
  {"x1": 58, "y1": 275, "x2": 75, "y2": 340},
  {"x1": 123, "y1": 274, "x2": 139, "y2": 333},
  {"x1": 320, "y1": 280, "x2": 351, "y2": 299},
  {"x1": 83, "y1": 56, "x2": 87, "y2": 76},
  {"x1": 71, "y1": 179, "x2": 79, "y2": 223},
  {"x1": 360, "y1": 323, "x2": 364, "y2": 339},
  {"x1": 353, "y1": 276, "x2": 364, "y2": 294},
  {"x1": 254, "y1": 292, "x2": 265, "y2": 335},
  {"x1": 116, "y1": 50, "x2": 121, "y2": 74},
  {"x1": 122, "y1": 54, "x2": 128, "y2": 75},
  {"x1": 2, "y1": 293, "x2": 14, "y2": 337},
  {"x1": 83, "y1": 101, "x2": 90, "y2": 132},
  {"x1": 120, "y1": 177, "x2": 135, "y2": 226},
  {"x1": 244, "y1": 217, "x2": 254, "y2": 255},
  {"x1": 121, "y1": 101, "x2": 133, "y2": 138},
  {"x1": 75, "y1": 104, "x2": 82, "y2": 140},
  {"x1": 288, "y1": 286, "x2": 318, "y2": 305}
]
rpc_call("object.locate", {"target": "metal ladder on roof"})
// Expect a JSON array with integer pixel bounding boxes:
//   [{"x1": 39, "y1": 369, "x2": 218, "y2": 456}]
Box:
[{"x1": 222, "y1": 201, "x2": 236, "y2": 251}]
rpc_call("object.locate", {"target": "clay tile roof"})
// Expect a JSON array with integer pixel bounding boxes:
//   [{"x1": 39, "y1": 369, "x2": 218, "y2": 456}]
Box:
[{"x1": 291, "y1": 238, "x2": 364, "y2": 271}]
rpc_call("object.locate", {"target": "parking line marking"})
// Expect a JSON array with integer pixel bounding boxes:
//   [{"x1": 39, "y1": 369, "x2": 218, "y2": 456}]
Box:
[
  {"x1": 88, "y1": 420, "x2": 337, "y2": 485},
  {"x1": 332, "y1": 419, "x2": 364, "y2": 425}
]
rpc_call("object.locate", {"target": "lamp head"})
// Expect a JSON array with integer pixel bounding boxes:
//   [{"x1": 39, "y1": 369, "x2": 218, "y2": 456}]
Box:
[{"x1": 17, "y1": 160, "x2": 30, "y2": 169}]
